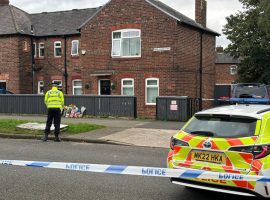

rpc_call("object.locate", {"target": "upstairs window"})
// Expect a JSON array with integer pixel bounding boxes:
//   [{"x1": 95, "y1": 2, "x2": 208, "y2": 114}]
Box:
[
  {"x1": 39, "y1": 43, "x2": 45, "y2": 57},
  {"x1": 112, "y1": 29, "x2": 141, "y2": 57},
  {"x1": 121, "y1": 78, "x2": 134, "y2": 96},
  {"x1": 54, "y1": 41, "x2": 62, "y2": 57},
  {"x1": 230, "y1": 65, "x2": 238, "y2": 75},
  {"x1": 71, "y1": 40, "x2": 79, "y2": 56}
]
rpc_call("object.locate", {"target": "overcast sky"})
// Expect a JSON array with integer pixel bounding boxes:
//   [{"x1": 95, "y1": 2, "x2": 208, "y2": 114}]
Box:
[{"x1": 10, "y1": 0, "x2": 243, "y2": 47}]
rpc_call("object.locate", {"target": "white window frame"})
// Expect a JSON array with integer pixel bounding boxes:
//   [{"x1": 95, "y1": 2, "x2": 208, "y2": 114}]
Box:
[
  {"x1": 111, "y1": 29, "x2": 141, "y2": 58},
  {"x1": 121, "y1": 78, "x2": 134, "y2": 96},
  {"x1": 54, "y1": 41, "x2": 62, "y2": 57},
  {"x1": 39, "y1": 43, "x2": 45, "y2": 58},
  {"x1": 145, "y1": 78, "x2": 159, "y2": 105},
  {"x1": 33, "y1": 42, "x2": 36, "y2": 57},
  {"x1": 230, "y1": 65, "x2": 238, "y2": 75},
  {"x1": 72, "y1": 79, "x2": 83, "y2": 95},
  {"x1": 71, "y1": 40, "x2": 79, "y2": 56},
  {"x1": 38, "y1": 81, "x2": 44, "y2": 94}
]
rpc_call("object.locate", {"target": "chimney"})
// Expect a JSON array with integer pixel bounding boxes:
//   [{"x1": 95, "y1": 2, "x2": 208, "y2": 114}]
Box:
[
  {"x1": 0, "y1": 0, "x2": 9, "y2": 5},
  {"x1": 195, "y1": 0, "x2": 207, "y2": 27},
  {"x1": 216, "y1": 46, "x2": 224, "y2": 53}
]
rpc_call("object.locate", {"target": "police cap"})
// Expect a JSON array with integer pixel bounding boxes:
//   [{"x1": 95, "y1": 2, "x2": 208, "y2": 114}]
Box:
[{"x1": 52, "y1": 81, "x2": 59, "y2": 87}]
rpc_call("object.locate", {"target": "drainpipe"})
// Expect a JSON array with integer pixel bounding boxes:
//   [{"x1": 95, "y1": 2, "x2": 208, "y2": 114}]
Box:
[
  {"x1": 199, "y1": 31, "x2": 203, "y2": 111},
  {"x1": 30, "y1": 25, "x2": 35, "y2": 94},
  {"x1": 64, "y1": 36, "x2": 68, "y2": 94}
]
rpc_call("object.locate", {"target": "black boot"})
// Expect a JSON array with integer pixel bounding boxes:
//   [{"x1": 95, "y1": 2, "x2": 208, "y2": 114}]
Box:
[
  {"x1": 54, "y1": 135, "x2": 61, "y2": 142},
  {"x1": 42, "y1": 133, "x2": 48, "y2": 142}
]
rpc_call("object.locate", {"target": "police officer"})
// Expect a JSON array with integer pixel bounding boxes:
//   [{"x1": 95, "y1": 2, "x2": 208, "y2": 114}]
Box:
[{"x1": 42, "y1": 81, "x2": 64, "y2": 142}]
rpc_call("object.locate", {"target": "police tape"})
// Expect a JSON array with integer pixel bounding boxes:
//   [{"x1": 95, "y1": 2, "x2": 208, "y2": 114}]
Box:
[{"x1": 1, "y1": 159, "x2": 270, "y2": 182}]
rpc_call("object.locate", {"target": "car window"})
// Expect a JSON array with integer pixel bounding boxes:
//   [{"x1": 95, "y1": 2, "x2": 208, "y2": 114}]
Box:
[
  {"x1": 183, "y1": 116, "x2": 257, "y2": 138},
  {"x1": 234, "y1": 85, "x2": 266, "y2": 98}
]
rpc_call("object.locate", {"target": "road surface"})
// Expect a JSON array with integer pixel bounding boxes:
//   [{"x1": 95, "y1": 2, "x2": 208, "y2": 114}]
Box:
[{"x1": 0, "y1": 139, "x2": 257, "y2": 200}]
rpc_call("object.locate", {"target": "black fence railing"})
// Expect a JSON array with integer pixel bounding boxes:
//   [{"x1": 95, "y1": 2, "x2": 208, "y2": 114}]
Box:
[{"x1": 0, "y1": 95, "x2": 137, "y2": 118}]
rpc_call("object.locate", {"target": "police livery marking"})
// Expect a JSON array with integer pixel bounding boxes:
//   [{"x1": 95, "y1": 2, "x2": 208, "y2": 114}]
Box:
[{"x1": 1, "y1": 159, "x2": 270, "y2": 182}]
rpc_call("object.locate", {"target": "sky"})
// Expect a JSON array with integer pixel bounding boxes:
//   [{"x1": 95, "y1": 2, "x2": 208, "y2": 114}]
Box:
[{"x1": 10, "y1": 0, "x2": 244, "y2": 47}]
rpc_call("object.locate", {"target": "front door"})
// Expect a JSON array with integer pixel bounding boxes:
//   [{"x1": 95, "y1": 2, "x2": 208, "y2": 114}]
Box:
[
  {"x1": 99, "y1": 80, "x2": 111, "y2": 95},
  {"x1": 0, "y1": 81, "x2": 6, "y2": 94},
  {"x1": 0, "y1": 81, "x2": 6, "y2": 90}
]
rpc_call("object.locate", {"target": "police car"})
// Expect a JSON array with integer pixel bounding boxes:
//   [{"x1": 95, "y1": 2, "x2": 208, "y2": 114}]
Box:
[
  {"x1": 167, "y1": 104, "x2": 270, "y2": 198},
  {"x1": 230, "y1": 83, "x2": 269, "y2": 104}
]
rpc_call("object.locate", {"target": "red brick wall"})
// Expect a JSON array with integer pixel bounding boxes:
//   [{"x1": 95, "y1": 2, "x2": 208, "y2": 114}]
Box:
[
  {"x1": 202, "y1": 34, "x2": 216, "y2": 108},
  {"x1": 34, "y1": 36, "x2": 82, "y2": 94},
  {"x1": 18, "y1": 36, "x2": 33, "y2": 94},
  {"x1": 215, "y1": 63, "x2": 237, "y2": 84},
  {"x1": 80, "y1": 0, "x2": 216, "y2": 118},
  {"x1": 0, "y1": 35, "x2": 36, "y2": 94},
  {"x1": 0, "y1": 36, "x2": 22, "y2": 93},
  {"x1": 0, "y1": 35, "x2": 83, "y2": 94}
]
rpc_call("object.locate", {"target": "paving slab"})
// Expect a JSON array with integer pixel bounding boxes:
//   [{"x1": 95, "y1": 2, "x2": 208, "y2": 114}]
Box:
[
  {"x1": 64, "y1": 127, "x2": 126, "y2": 140},
  {"x1": 16, "y1": 122, "x2": 68, "y2": 131},
  {"x1": 100, "y1": 128, "x2": 178, "y2": 148}
]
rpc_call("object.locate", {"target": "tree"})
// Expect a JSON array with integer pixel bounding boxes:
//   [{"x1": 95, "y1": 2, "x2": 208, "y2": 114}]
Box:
[{"x1": 223, "y1": 0, "x2": 270, "y2": 84}]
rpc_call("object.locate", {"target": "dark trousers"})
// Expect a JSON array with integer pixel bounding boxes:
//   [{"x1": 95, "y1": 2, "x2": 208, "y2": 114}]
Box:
[{"x1": 44, "y1": 108, "x2": 61, "y2": 136}]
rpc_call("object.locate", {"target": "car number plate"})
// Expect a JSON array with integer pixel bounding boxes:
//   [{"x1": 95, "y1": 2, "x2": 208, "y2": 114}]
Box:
[{"x1": 191, "y1": 150, "x2": 226, "y2": 164}]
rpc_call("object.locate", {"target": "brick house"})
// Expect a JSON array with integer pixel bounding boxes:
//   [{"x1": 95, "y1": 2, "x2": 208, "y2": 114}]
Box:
[
  {"x1": 215, "y1": 47, "x2": 240, "y2": 85},
  {"x1": 0, "y1": 0, "x2": 219, "y2": 118},
  {"x1": 213, "y1": 47, "x2": 240, "y2": 102}
]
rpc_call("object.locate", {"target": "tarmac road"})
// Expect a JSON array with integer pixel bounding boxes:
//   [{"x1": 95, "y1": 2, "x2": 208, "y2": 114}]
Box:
[{"x1": 0, "y1": 139, "x2": 258, "y2": 200}]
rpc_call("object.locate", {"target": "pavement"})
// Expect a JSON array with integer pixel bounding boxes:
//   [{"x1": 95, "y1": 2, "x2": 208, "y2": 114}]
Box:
[{"x1": 0, "y1": 114, "x2": 185, "y2": 149}]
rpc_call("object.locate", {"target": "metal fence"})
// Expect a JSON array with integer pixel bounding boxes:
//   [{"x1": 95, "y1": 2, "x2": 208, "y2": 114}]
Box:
[
  {"x1": 156, "y1": 96, "x2": 197, "y2": 122},
  {"x1": 0, "y1": 95, "x2": 137, "y2": 118}
]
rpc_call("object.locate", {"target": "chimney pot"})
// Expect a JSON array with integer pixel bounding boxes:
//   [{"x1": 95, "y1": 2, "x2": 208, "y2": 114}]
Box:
[{"x1": 0, "y1": 0, "x2": 9, "y2": 5}]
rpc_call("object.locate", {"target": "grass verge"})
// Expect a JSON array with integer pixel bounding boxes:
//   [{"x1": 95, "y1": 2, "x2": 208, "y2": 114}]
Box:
[{"x1": 0, "y1": 119, "x2": 105, "y2": 136}]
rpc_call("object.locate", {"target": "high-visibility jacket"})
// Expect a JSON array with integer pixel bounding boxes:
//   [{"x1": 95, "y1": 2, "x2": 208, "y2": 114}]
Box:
[{"x1": 44, "y1": 86, "x2": 64, "y2": 109}]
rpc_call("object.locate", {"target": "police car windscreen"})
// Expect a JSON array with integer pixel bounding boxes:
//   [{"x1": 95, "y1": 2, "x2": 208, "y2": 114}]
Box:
[
  {"x1": 235, "y1": 85, "x2": 266, "y2": 98},
  {"x1": 183, "y1": 116, "x2": 257, "y2": 138}
]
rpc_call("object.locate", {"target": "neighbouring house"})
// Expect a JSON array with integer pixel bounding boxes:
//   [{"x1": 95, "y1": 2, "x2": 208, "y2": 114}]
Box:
[
  {"x1": 0, "y1": 0, "x2": 219, "y2": 118},
  {"x1": 215, "y1": 46, "x2": 240, "y2": 85},
  {"x1": 214, "y1": 46, "x2": 240, "y2": 101}
]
